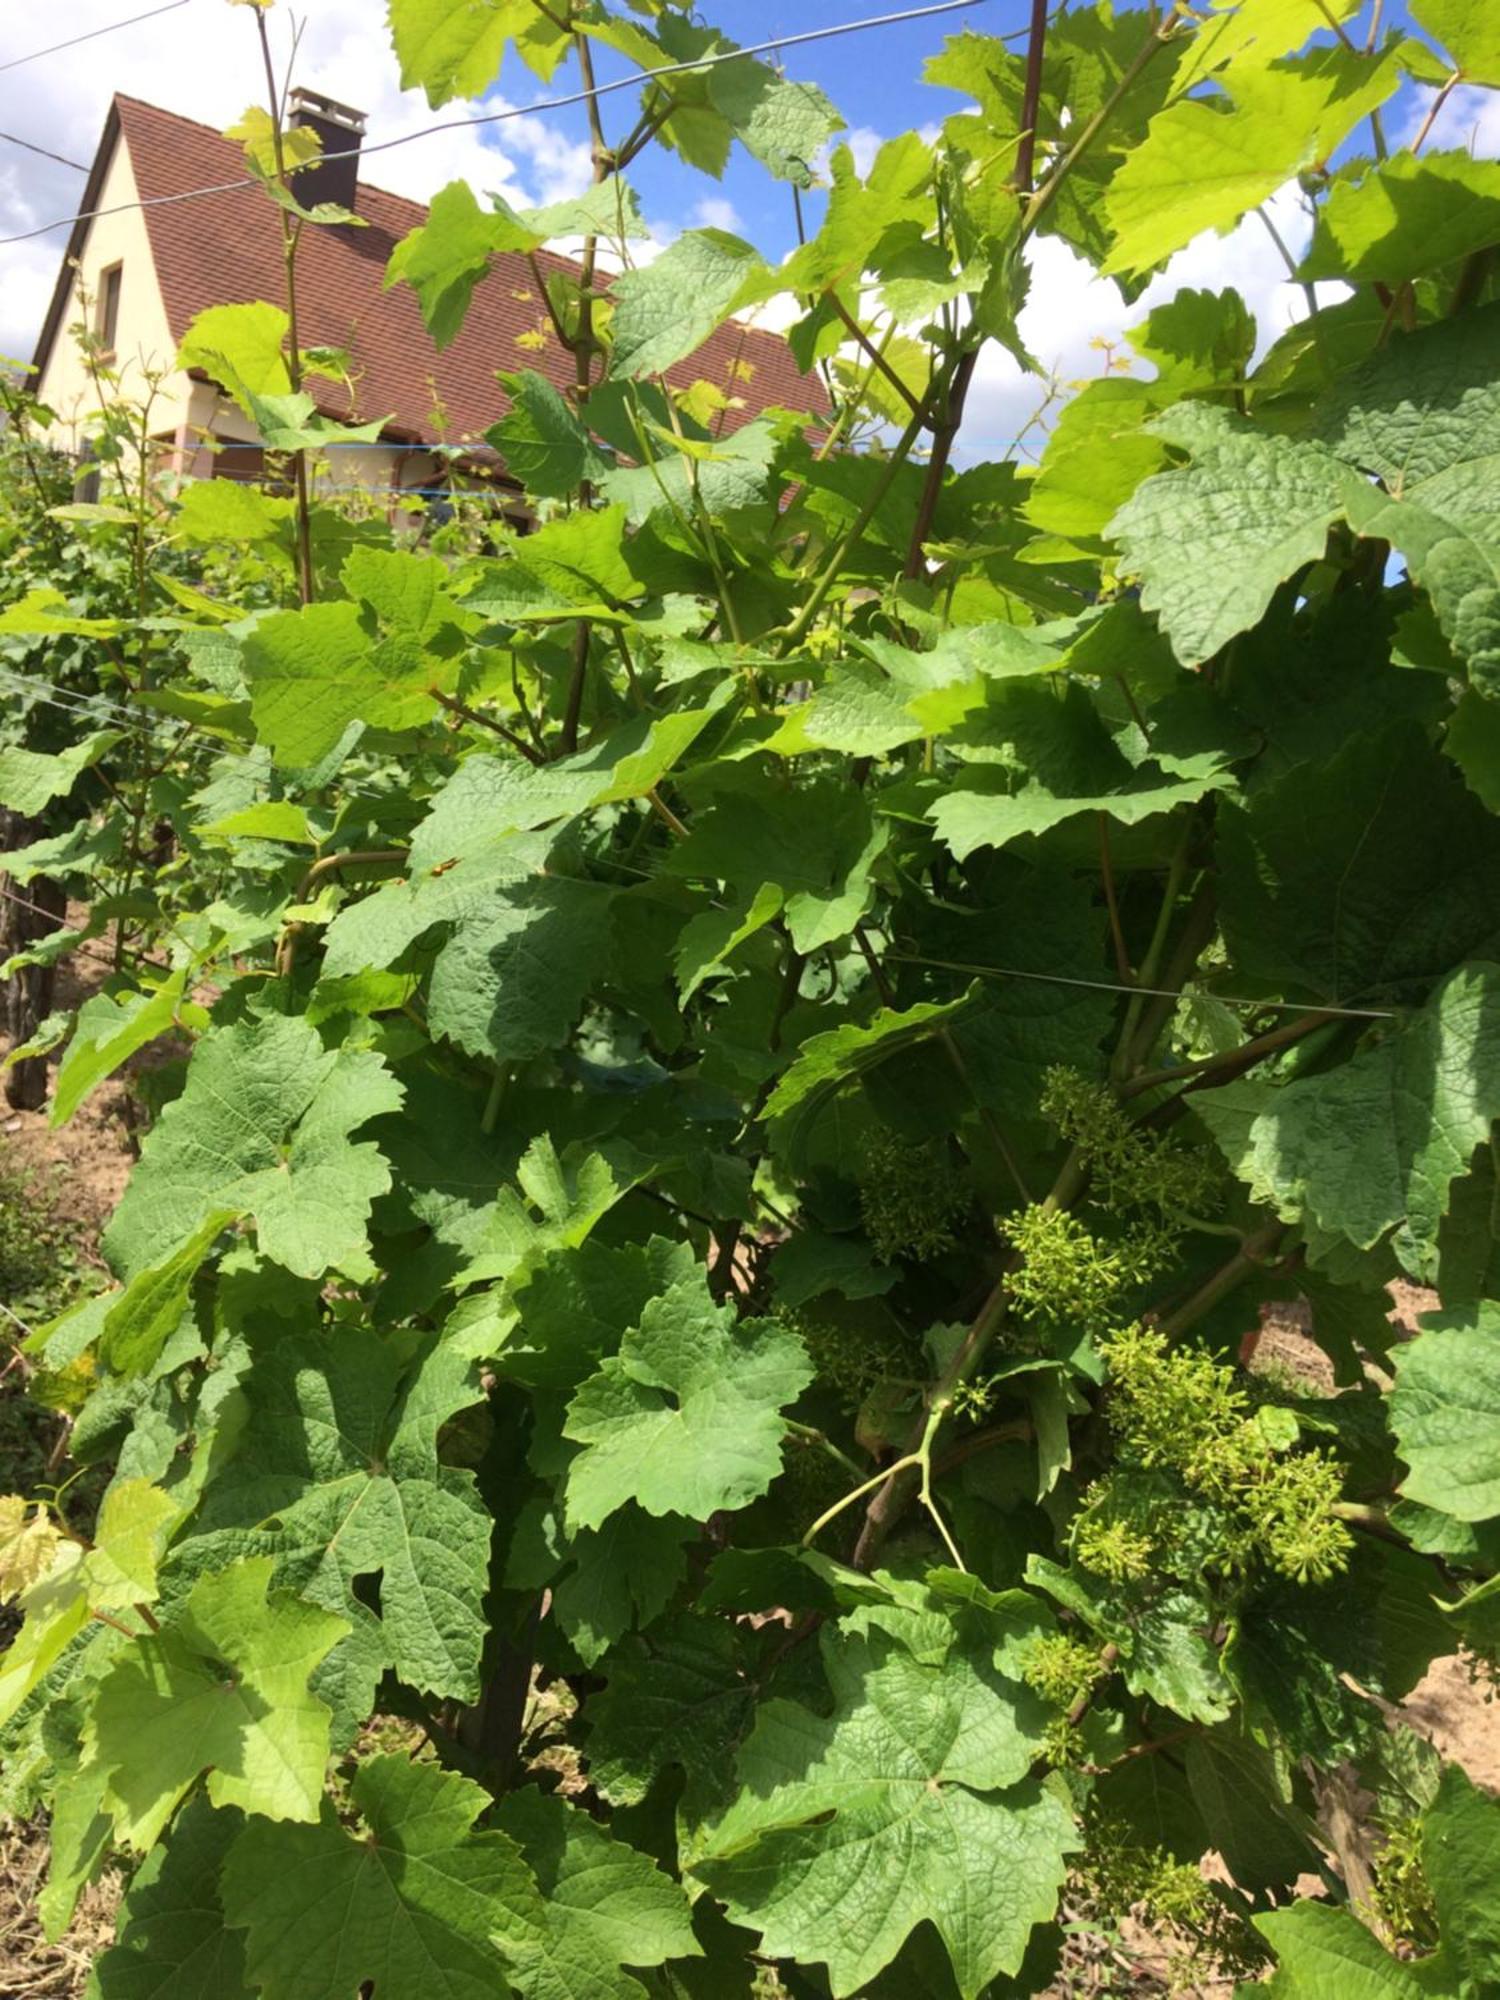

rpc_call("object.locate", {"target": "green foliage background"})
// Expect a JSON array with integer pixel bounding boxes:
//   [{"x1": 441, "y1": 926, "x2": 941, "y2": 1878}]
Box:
[{"x1": 3, "y1": 0, "x2": 1500, "y2": 1992}]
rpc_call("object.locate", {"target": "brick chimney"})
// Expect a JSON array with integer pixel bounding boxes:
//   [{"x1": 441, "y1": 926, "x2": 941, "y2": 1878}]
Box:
[{"x1": 288, "y1": 89, "x2": 366, "y2": 214}]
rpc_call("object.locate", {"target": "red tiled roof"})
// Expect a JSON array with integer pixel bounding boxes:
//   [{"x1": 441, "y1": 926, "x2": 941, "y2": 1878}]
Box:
[{"x1": 108, "y1": 94, "x2": 825, "y2": 456}]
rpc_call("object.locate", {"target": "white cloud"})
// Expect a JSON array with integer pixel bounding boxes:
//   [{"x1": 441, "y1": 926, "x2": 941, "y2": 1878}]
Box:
[
  {"x1": 837, "y1": 125, "x2": 886, "y2": 178},
  {"x1": 691, "y1": 195, "x2": 743, "y2": 234},
  {"x1": 957, "y1": 182, "x2": 1332, "y2": 461},
  {"x1": 0, "y1": 0, "x2": 593, "y2": 360},
  {"x1": 1394, "y1": 81, "x2": 1500, "y2": 157}
]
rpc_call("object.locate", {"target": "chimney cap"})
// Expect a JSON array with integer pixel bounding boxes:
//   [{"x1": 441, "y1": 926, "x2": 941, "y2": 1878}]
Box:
[{"x1": 288, "y1": 88, "x2": 367, "y2": 137}]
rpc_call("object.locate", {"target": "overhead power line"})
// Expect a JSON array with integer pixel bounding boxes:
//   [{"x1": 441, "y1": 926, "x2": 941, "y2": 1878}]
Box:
[
  {"x1": 0, "y1": 1, "x2": 193, "y2": 75},
  {"x1": 0, "y1": 130, "x2": 90, "y2": 174},
  {"x1": 1, "y1": 0, "x2": 998, "y2": 248}
]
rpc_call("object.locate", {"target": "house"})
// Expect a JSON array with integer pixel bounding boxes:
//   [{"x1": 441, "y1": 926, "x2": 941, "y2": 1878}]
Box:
[{"x1": 31, "y1": 91, "x2": 824, "y2": 510}]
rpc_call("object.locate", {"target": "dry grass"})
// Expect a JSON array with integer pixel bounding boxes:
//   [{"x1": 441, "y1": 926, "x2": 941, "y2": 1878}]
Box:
[{"x1": 0, "y1": 1823, "x2": 119, "y2": 1999}]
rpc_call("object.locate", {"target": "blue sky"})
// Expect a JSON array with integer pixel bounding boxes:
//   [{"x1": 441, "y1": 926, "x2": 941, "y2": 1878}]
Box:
[{"x1": 0, "y1": 0, "x2": 1487, "y2": 450}]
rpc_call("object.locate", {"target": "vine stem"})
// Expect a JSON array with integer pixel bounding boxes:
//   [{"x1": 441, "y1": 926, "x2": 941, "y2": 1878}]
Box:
[
  {"x1": 801, "y1": 1402, "x2": 966, "y2": 1568},
  {"x1": 849, "y1": 1274, "x2": 1012, "y2": 1571},
  {"x1": 556, "y1": 6, "x2": 611, "y2": 756},
  {"x1": 1011, "y1": 0, "x2": 1051, "y2": 194},
  {"x1": 254, "y1": 7, "x2": 314, "y2": 608},
  {"x1": 802, "y1": 1455, "x2": 918, "y2": 1548},
  {"x1": 1119, "y1": 1009, "x2": 1341, "y2": 1101},
  {"x1": 274, "y1": 850, "x2": 405, "y2": 979},
  {"x1": 1099, "y1": 813, "x2": 1131, "y2": 983},
  {"x1": 1155, "y1": 1221, "x2": 1285, "y2": 1340},
  {"x1": 1408, "y1": 71, "x2": 1459, "y2": 156},
  {"x1": 829, "y1": 292, "x2": 923, "y2": 416},
  {"x1": 784, "y1": 1420, "x2": 867, "y2": 1483},
  {"x1": 1020, "y1": 15, "x2": 1182, "y2": 243},
  {"x1": 1111, "y1": 809, "x2": 1196, "y2": 1082},
  {"x1": 427, "y1": 686, "x2": 545, "y2": 765},
  {"x1": 901, "y1": 348, "x2": 977, "y2": 582},
  {"x1": 781, "y1": 380, "x2": 944, "y2": 650}
]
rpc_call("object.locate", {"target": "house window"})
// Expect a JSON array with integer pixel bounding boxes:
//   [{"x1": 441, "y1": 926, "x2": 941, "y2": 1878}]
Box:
[
  {"x1": 214, "y1": 441, "x2": 266, "y2": 484},
  {"x1": 212, "y1": 440, "x2": 295, "y2": 495},
  {"x1": 96, "y1": 263, "x2": 123, "y2": 354}
]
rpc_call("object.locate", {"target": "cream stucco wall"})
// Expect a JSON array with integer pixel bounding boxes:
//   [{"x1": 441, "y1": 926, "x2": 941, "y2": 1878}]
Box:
[
  {"x1": 34, "y1": 133, "x2": 192, "y2": 452},
  {"x1": 34, "y1": 132, "x2": 474, "y2": 514}
]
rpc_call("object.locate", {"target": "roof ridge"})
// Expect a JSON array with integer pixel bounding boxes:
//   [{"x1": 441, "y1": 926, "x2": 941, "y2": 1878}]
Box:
[
  {"x1": 113, "y1": 90, "x2": 805, "y2": 364},
  {"x1": 112, "y1": 90, "x2": 428, "y2": 226},
  {"x1": 75, "y1": 90, "x2": 825, "y2": 451}
]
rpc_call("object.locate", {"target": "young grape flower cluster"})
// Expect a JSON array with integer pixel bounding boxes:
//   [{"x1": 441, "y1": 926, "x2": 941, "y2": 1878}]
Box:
[
  {"x1": 856, "y1": 1128, "x2": 972, "y2": 1264},
  {"x1": 1040, "y1": 1067, "x2": 1223, "y2": 1219},
  {"x1": 1094, "y1": 1323, "x2": 1353, "y2": 1584},
  {"x1": 1006, "y1": 1204, "x2": 1174, "y2": 1336}
]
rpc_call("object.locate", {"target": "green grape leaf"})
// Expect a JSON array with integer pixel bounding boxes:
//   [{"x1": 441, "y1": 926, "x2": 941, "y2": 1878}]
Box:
[
  {"x1": 563, "y1": 1277, "x2": 813, "y2": 1529},
  {"x1": 586, "y1": 1616, "x2": 756, "y2": 1813},
  {"x1": 84, "y1": 1557, "x2": 347, "y2": 1850},
  {"x1": 1104, "y1": 43, "x2": 1407, "y2": 278},
  {"x1": 0, "y1": 728, "x2": 121, "y2": 815},
  {"x1": 51, "y1": 970, "x2": 187, "y2": 1127},
  {"x1": 1412, "y1": 0, "x2": 1500, "y2": 81},
  {"x1": 388, "y1": 179, "x2": 646, "y2": 343},
  {"x1": 666, "y1": 774, "x2": 886, "y2": 954},
  {"x1": 927, "y1": 674, "x2": 1228, "y2": 858},
  {"x1": 455, "y1": 1135, "x2": 656, "y2": 1291},
  {"x1": 0, "y1": 1498, "x2": 60, "y2": 1599},
  {"x1": 1201, "y1": 963, "x2": 1500, "y2": 1281},
  {"x1": 99, "y1": 1208, "x2": 237, "y2": 1377},
  {"x1": 1183, "y1": 1729, "x2": 1321, "y2": 1893},
  {"x1": 1026, "y1": 1558, "x2": 1233, "y2": 1724},
  {"x1": 1127, "y1": 283, "x2": 1257, "y2": 393},
  {"x1": 427, "y1": 876, "x2": 610, "y2": 1064},
  {"x1": 1108, "y1": 403, "x2": 1348, "y2": 665},
  {"x1": 498, "y1": 1235, "x2": 699, "y2": 1393},
  {"x1": 320, "y1": 704, "x2": 722, "y2": 978},
  {"x1": 491, "y1": 1787, "x2": 701, "y2": 1999},
  {"x1": 102, "y1": 1016, "x2": 401, "y2": 1282},
  {"x1": 1255, "y1": 1900, "x2": 1430, "y2": 1996},
  {"x1": 1301, "y1": 151, "x2": 1500, "y2": 284},
  {"x1": 490, "y1": 369, "x2": 614, "y2": 500},
  {"x1": 782, "y1": 132, "x2": 933, "y2": 295},
  {"x1": 221, "y1": 1753, "x2": 534, "y2": 1999},
  {"x1": 761, "y1": 992, "x2": 977, "y2": 1158},
  {"x1": 176, "y1": 301, "x2": 291, "y2": 410},
  {"x1": 93, "y1": 1796, "x2": 252, "y2": 2000},
  {"x1": 674, "y1": 883, "x2": 784, "y2": 1002},
  {"x1": 609, "y1": 229, "x2": 774, "y2": 380},
  {"x1": 692, "y1": 1627, "x2": 1074, "y2": 1999},
  {"x1": 1317, "y1": 301, "x2": 1500, "y2": 540},
  {"x1": 707, "y1": 59, "x2": 843, "y2": 189},
  {"x1": 0, "y1": 1480, "x2": 180, "y2": 1728},
  {"x1": 241, "y1": 599, "x2": 446, "y2": 767},
  {"x1": 1024, "y1": 378, "x2": 1169, "y2": 541},
  {"x1": 1217, "y1": 721, "x2": 1500, "y2": 1002},
  {"x1": 384, "y1": 179, "x2": 517, "y2": 343},
  {"x1": 1171, "y1": 0, "x2": 1364, "y2": 91},
  {"x1": 239, "y1": 392, "x2": 388, "y2": 454},
  {"x1": 1423, "y1": 1762, "x2": 1500, "y2": 1985},
  {"x1": 388, "y1": 0, "x2": 568, "y2": 105},
  {"x1": 1348, "y1": 487, "x2": 1500, "y2": 688},
  {"x1": 551, "y1": 1506, "x2": 694, "y2": 1668},
  {"x1": 1391, "y1": 1303, "x2": 1500, "y2": 1522},
  {"x1": 186, "y1": 1325, "x2": 491, "y2": 1704}
]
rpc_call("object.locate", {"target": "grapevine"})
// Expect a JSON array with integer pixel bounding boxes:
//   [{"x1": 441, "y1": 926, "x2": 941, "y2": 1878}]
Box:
[{"x1": 0, "y1": 0, "x2": 1499, "y2": 1994}]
